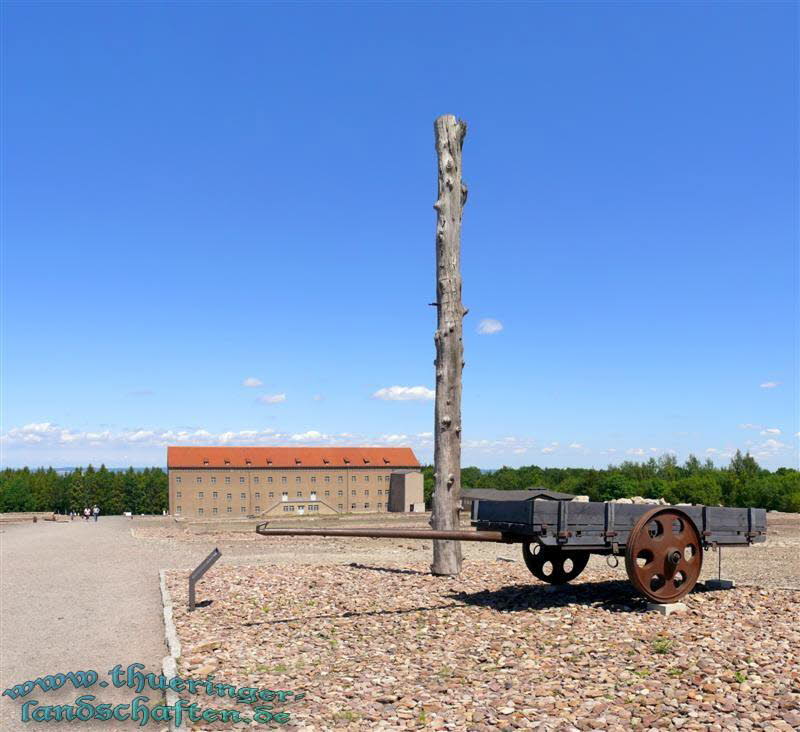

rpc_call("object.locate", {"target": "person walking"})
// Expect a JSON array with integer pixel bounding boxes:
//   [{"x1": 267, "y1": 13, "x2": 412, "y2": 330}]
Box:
[
  {"x1": 92, "y1": 505, "x2": 100, "y2": 522},
  {"x1": 83, "y1": 506, "x2": 90, "y2": 521}
]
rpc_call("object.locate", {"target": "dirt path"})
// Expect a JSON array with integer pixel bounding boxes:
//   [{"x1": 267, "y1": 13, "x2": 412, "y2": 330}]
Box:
[{"x1": 0, "y1": 517, "x2": 206, "y2": 731}]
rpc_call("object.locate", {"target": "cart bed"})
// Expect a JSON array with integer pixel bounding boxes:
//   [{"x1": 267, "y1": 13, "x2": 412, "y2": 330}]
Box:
[{"x1": 471, "y1": 498, "x2": 767, "y2": 550}]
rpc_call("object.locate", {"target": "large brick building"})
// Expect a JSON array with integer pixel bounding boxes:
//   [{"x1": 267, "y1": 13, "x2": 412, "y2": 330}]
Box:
[{"x1": 167, "y1": 446, "x2": 423, "y2": 518}]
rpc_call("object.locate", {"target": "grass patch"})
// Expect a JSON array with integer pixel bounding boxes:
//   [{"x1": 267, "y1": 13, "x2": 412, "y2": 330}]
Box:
[
  {"x1": 652, "y1": 637, "x2": 673, "y2": 654},
  {"x1": 334, "y1": 711, "x2": 361, "y2": 722}
]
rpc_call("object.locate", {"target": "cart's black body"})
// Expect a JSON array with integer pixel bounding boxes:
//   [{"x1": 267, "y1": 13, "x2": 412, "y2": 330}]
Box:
[{"x1": 470, "y1": 498, "x2": 767, "y2": 551}]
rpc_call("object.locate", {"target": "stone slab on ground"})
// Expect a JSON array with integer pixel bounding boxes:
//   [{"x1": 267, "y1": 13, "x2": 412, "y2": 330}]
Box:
[
  {"x1": 705, "y1": 578, "x2": 736, "y2": 590},
  {"x1": 645, "y1": 601, "x2": 688, "y2": 615}
]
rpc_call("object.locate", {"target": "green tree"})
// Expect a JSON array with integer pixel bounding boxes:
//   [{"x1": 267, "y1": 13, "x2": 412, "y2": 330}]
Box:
[{"x1": 598, "y1": 474, "x2": 637, "y2": 501}]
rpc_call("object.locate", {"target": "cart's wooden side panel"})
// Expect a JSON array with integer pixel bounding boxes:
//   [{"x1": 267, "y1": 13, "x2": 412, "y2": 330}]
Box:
[{"x1": 471, "y1": 499, "x2": 766, "y2": 550}]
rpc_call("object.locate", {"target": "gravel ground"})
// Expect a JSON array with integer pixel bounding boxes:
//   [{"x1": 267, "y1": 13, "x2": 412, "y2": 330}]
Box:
[{"x1": 157, "y1": 512, "x2": 800, "y2": 731}]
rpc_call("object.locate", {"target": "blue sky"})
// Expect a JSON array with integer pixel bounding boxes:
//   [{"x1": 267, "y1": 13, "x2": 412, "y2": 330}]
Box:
[{"x1": 2, "y1": 2, "x2": 797, "y2": 470}]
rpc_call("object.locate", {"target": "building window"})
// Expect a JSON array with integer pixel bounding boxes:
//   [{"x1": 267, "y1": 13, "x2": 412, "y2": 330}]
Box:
[
  {"x1": 255, "y1": 505, "x2": 260, "y2": 512},
  {"x1": 364, "y1": 503, "x2": 369, "y2": 509},
  {"x1": 364, "y1": 475, "x2": 369, "y2": 482},
  {"x1": 269, "y1": 492, "x2": 274, "y2": 498},
  {"x1": 212, "y1": 491, "x2": 218, "y2": 499},
  {"x1": 338, "y1": 490, "x2": 343, "y2": 496},
  {"x1": 176, "y1": 491, "x2": 182, "y2": 498},
  {"x1": 213, "y1": 507, "x2": 218, "y2": 515},
  {"x1": 337, "y1": 476, "x2": 343, "y2": 483},
  {"x1": 197, "y1": 508, "x2": 204, "y2": 515},
  {"x1": 176, "y1": 476, "x2": 182, "y2": 484},
  {"x1": 385, "y1": 475, "x2": 390, "y2": 481},
  {"x1": 377, "y1": 489, "x2": 382, "y2": 496},
  {"x1": 364, "y1": 490, "x2": 369, "y2": 496},
  {"x1": 240, "y1": 476, "x2": 245, "y2": 484},
  {"x1": 267, "y1": 476, "x2": 273, "y2": 483},
  {"x1": 227, "y1": 506, "x2": 232, "y2": 513},
  {"x1": 196, "y1": 476, "x2": 202, "y2": 484},
  {"x1": 198, "y1": 492, "x2": 204, "y2": 499},
  {"x1": 255, "y1": 492, "x2": 260, "y2": 500},
  {"x1": 377, "y1": 476, "x2": 382, "y2": 482},
  {"x1": 338, "y1": 504, "x2": 343, "y2": 510},
  {"x1": 324, "y1": 476, "x2": 330, "y2": 483},
  {"x1": 351, "y1": 475, "x2": 356, "y2": 482},
  {"x1": 311, "y1": 476, "x2": 316, "y2": 483},
  {"x1": 296, "y1": 491, "x2": 302, "y2": 497},
  {"x1": 295, "y1": 476, "x2": 301, "y2": 483},
  {"x1": 211, "y1": 477, "x2": 217, "y2": 484},
  {"x1": 310, "y1": 492, "x2": 317, "y2": 501},
  {"x1": 241, "y1": 506, "x2": 246, "y2": 513},
  {"x1": 308, "y1": 505, "x2": 319, "y2": 512},
  {"x1": 351, "y1": 503, "x2": 356, "y2": 510},
  {"x1": 176, "y1": 506, "x2": 182, "y2": 514},
  {"x1": 253, "y1": 476, "x2": 259, "y2": 484},
  {"x1": 282, "y1": 492, "x2": 288, "y2": 500},
  {"x1": 297, "y1": 505, "x2": 304, "y2": 511},
  {"x1": 351, "y1": 490, "x2": 356, "y2": 496},
  {"x1": 378, "y1": 502, "x2": 382, "y2": 509},
  {"x1": 240, "y1": 492, "x2": 246, "y2": 500},
  {"x1": 227, "y1": 493, "x2": 232, "y2": 500},
  {"x1": 283, "y1": 505, "x2": 294, "y2": 512},
  {"x1": 325, "y1": 490, "x2": 330, "y2": 496},
  {"x1": 281, "y1": 476, "x2": 287, "y2": 484},
  {"x1": 225, "y1": 476, "x2": 231, "y2": 484}
]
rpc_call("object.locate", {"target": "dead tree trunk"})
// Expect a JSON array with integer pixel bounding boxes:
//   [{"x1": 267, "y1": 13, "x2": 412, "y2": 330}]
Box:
[{"x1": 430, "y1": 115, "x2": 468, "y2": 576}]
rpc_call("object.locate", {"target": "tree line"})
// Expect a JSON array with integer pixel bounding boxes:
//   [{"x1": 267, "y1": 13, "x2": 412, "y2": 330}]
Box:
[
  {"x1": 0, "y1": 466, "x2": 168, "y2": 515},
  {"x1": 1, "y1": 451, "x2": 798, "y2": 515},
  {"x1": 422, "y1": 451, "x2": 800, "y2": 513}
]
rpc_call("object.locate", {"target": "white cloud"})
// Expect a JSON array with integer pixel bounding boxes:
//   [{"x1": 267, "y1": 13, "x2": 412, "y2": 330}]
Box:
[
  {"x1": 541, "y1": 446, "x2": 556, "y2": 454},
  {"x1": 739, "y1": 423, "x2": 762, "y2": 431},
  {"x1": 242, "y1": 377, "x2": 263, "y2": 388},
  {"x1": 752, "y1": 438, "x2": 791, "y2": 459},
  {"x1": 568, "y1": 443, "x2": 583, "y2": 449},
  {"x1": 258, "y1": 393, "x2": 286, "y2": 404},
  {"x1": 626, "y1": 448, "x2": 646, "y2": 456},
  {"x1": 290, "y1": 430, "x2": 324, "y2": 442},
  {"x1": 760, "y1": 428, "x2": 781, "y2": 436},
  {"x1": 760, "y1": 381, "x2": 780, "y2": 389},
  {"x1": 381, "y1": 434, "x2": 409, "y2": 443},
  {"x1": 372, "y1": 386, "x2": 435, "y2": 401},
  {"x1": 127, "y1": 430, "x2": 155, "y2": 442},
  {"x1": 477, "y1": 318, "x2": 503, "y2": 335}
]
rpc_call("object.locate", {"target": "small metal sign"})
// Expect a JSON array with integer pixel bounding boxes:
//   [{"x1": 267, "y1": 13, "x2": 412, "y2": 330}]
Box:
[{"x1": 188, "y1": 547, "x2": 221, "y2": 611}]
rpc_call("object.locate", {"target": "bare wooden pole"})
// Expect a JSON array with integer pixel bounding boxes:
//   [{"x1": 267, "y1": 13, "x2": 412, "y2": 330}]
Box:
[{"x1": 430, "y1": 115, "x2": 468, "y2": 576}]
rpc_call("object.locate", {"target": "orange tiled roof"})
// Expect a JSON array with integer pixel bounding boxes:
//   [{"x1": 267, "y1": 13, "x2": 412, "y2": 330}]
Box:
[{"x1": 167, "y1": 446, "x2": 420, "y2": 469}]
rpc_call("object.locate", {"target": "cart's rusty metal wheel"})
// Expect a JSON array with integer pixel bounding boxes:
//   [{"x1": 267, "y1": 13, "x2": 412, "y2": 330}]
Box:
[
  {"x1": 625, "y1": 507, "x2": 703, "y2": 603},
  {"x1": 522, "y1": 543, "x2": 590, "y2": 585}
]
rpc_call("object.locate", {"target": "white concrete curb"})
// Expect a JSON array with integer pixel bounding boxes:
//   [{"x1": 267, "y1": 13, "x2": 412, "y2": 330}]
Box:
[{"x1": 159, "y1": 569, "x2": 185, "y2": 731}]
